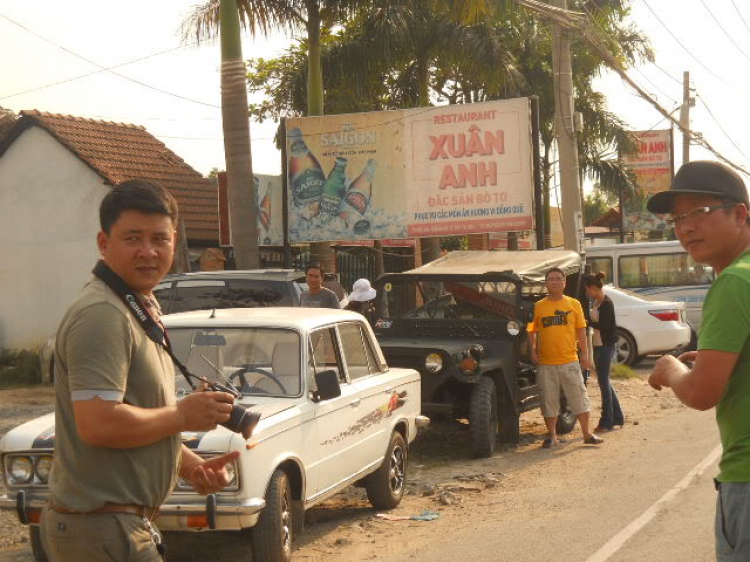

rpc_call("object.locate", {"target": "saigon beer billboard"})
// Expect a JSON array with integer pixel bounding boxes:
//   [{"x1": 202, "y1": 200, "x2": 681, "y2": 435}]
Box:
[{"x1": 285, "y1": 98, "x2": 535, "y2": 242}]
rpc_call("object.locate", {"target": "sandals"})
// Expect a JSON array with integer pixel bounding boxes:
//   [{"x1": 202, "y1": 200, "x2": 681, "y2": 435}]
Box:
[{"x1": 584, "y1": 435, "x2": 604, "y2": 445}]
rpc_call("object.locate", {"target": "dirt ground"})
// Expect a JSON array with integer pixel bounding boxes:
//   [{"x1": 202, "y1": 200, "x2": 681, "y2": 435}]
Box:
[{"x1": 0, "y1": 368, "x2": 687, "y2": 560}]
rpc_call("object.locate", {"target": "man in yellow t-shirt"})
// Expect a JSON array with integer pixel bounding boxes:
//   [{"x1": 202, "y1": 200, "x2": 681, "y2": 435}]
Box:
[{"x1": 528, "y1": 267, "x2": 603, "y2": 448}]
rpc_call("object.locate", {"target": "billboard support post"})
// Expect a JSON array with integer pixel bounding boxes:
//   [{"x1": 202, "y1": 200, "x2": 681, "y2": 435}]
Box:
[
  {"x1": 531, "y1": 96, "x2": 545, "y2": 250},
  {"x1": 280, "y1": 118, "x2": 292, "y2": 268}
]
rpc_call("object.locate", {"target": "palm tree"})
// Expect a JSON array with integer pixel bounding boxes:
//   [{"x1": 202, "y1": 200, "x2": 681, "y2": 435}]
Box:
[
  {"x1": 183, "y1": 0, "x2": 367, "y2": 273},
  {"x1": 218, "y1": 0, "x2": 259, "y2": 268}
]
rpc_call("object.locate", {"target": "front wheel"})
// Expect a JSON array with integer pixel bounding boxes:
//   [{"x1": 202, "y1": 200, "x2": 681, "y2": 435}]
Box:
[
  {"x1": 615, "y1": 328, "x2": 638, "y2": 366},
  {"x1": 252, "y1": 469, "x2": 293, "y2": 562},
  {"x1": 365, "y1": 431, "x2": 407, "y2": 510},
  {"x1": 30, "y1": 527, "x2": 49, "y2": 562},
  {"x1": 556, "y1": 394, "x2": 577, "y2": 435},
  {"x1": 469, "y1": 377, "x2": 498, "y2": 458}
]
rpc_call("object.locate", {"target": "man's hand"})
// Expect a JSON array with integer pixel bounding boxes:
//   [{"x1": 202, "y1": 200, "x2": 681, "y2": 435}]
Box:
[
  {"x1": 580, "y1": 356, "x2": 593, "y2": 371},
  {"x1": 530, "y1": 349, "x2": 539, "y2": 365},
  {"x1": 177, "y1": 390, "x2": 235, "y2": 432},
  {"x1": 648, "y1": 354, "x2": 687, "y2": 390},
  {"x1": 182, "y1": 451, "x2": 241, "y2": 495}
]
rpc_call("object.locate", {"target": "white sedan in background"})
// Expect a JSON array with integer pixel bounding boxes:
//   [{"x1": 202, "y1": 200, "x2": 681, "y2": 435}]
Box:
[{"x1": 603, "y1": 286, "x2": 691, "y2": 365}]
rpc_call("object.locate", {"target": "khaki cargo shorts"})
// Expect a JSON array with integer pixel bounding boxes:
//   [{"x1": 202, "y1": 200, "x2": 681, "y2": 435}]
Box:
[
  {"x1": 538, "y1": 362, "x2": 590, "y2": 417},
  {"x1": 41, "y1": 505, "x2": 162, "y2": 562}
]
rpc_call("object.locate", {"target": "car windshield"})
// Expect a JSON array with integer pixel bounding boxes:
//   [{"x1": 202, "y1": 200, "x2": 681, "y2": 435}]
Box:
[
  {"x1": 379, "y1": 278, "x2": 519, "y2": 320},
  {"x1": 168, "y1": 327, "x2": 302, "y2": 397}
]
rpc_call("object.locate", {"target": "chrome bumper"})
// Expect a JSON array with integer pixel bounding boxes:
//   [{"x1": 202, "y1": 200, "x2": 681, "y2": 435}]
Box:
[
  {"x1": 415, "y1": 415, "x2": 431, "y2": 428},
  {"x1": 1, "y1": 491, "x2": 265, "y2": 531}
]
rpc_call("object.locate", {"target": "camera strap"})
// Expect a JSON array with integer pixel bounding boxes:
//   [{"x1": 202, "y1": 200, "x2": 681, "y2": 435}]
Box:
[{"x1": 92, "y1": 260, "x2": 200, "y2": 391}]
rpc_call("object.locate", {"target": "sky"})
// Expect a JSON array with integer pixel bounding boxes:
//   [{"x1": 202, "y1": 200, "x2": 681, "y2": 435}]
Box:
[{"x1": 2, "y1": 0, "x2": 750, "y2": 181}]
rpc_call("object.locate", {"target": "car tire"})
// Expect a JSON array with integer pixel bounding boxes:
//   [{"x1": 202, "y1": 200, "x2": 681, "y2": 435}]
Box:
[
  {"x1": 615, "y1": 328, "x2": 638, "y2": 366},
  {"x1": 252, "y1": 469, "x2": 293, "y2": 562},
  {"x1": 30, "y1": 527, "x2": 49, "y2": 562},
  {"x1": 365, "y1": 431, "x2": 407, "y2": 510},
  {"x1": 469, "y1": 377, "x2": 498, "y2": 458},
  {"x1": 556, "y1": 393, "x2": 577, "y2": 435}
]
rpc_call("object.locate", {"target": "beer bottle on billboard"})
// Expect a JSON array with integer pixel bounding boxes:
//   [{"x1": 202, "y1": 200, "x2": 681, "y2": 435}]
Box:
[
  {"x1": 319, "y1": 157, "x2": 348, "y2": 219},
  {"x1": 288, "y1": 127, "x2": 325, "y2": 217},
  {"x1": 259, "y1": 184, "x2": 272, "y2": 244},
  {"x1": 339, "y1": 159, "x2": 376, "y2": 235}
]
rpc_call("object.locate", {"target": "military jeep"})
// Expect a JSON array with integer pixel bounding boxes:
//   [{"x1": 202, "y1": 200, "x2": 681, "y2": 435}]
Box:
[{"x1": 373, "y1": 250, "x2": 584, "y2": 457}]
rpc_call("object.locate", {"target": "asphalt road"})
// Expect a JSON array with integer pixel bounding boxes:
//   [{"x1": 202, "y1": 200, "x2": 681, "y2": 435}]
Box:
[{"x1": 0, "y1": 359, "x2": 723, "y2": 562}]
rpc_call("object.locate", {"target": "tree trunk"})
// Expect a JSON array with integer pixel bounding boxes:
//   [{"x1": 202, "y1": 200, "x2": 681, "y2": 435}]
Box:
[
  {"x1": 220, "y1": 0, "x2": 258, "y2": 268},
  {"x1": 305, "y1": 1, "x2": 335, "y2": 274},
  {"x1": 543, "y1": 142, "x2": 553, "y2": 248},
  {"x1": 416, "y1": 51, "x2": 441, "y2": 264}
]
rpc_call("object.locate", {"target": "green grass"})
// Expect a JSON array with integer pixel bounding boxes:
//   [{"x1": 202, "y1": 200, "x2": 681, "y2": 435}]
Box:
[
  {"x1": 0, "y1": 348, "x2": 42, "y2": 387},
  {"x1": 611, "y1": 363, "x2": 638, "y2": 379}
]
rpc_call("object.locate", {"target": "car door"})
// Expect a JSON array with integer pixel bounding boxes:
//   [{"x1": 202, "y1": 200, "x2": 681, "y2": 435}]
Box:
[
  {"x1": 309, "y1": 326, "x2": 363, "y2": 498},
  {"x1": 339, "y1": 322, "x2": 402, "y2": 472}
]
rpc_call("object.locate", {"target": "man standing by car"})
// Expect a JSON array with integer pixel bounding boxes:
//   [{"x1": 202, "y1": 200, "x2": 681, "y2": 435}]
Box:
[
  {"x1": 42, "y1": 179, "x2": 239, "y2": 562},
  {"x1": 528, "y1": 268, "x2": 602, "y2": 448},
  {"x1": 647, "y1": 161, "x2": 750, "y2": 561},
  {"x1": 300, "y1": 262, "x2": 341, "y2": 309}
]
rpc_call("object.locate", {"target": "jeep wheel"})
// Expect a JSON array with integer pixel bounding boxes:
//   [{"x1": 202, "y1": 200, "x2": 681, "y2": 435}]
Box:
[
  {"x1": 252, "y1": 469, "x2": 293, "y2": 562},
  {"x1": 30, "y1": 527, "x2": 49, "y2": 562},
  {"x1": 365, "y1": 431, "x2": 407, "y2": 510},
  {"x1": 469, "y1": 377, "x2": 498, "y2": 457},
  {"x1": 556, "y1": 393, "x2": 577, "y2": 435}
]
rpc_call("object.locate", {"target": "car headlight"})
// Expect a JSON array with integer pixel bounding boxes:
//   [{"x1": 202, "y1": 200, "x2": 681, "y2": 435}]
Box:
[
  {"x1": 176, "y1": 458, "x2": 239, "y2": 492},
  {"x1": 35, "y1": 456, "x2": 54, "y2": 483},
  {"x1": 507, "y1": 320, "x2": 521, "y2": 336},
  {"x1": 9, "y1": 456, "x2": 34, "y2": 485},
  {"x1": 424, "y1": 353, "x2": 443, "y2": 373}
]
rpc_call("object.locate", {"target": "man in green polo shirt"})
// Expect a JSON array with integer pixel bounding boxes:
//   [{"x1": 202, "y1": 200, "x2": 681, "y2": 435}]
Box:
[
  {"x1": 648, "y1": 161, "x2": 750, "y2": 561},
  {"x1": 41, "y1": 180, "x2": 239, "y2": 561}
]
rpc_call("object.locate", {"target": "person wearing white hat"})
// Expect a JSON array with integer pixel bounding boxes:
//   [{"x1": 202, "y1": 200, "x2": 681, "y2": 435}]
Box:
[{"x1": 345, "y1": 279, "x2": 377, "y2": 325}]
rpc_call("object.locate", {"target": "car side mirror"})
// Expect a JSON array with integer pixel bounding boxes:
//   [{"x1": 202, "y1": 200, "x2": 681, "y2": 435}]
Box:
[{"x1": 313, "y1": 369, "x2": 341, "y2": 402}]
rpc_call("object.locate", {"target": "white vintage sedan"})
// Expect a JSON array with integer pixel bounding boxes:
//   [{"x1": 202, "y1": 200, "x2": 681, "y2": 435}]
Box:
[{"x1": 0, "y1": 308, "x2": 427, "y2": 562}]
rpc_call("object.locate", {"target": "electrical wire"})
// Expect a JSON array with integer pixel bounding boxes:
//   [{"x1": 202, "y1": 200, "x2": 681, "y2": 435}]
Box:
[
  {"x1": 640, "y1": 0, "x2": 729, "y2": 83},
  {"x1": 696, "y1": 93, "x2": 750, "y2": 161},
  {"x1": 0, "y1": 12, "x2": 219, "y2": 108},
  {"x1": 699, "y1": 0, "x2": 750, "y2": 65},
  {"x1": 731, "y1": 0, "x2": 750, "y2": 38}
]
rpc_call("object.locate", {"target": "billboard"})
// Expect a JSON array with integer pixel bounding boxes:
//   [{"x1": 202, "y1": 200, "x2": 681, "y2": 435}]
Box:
[
  {"x1": 286, "y1": 98, "x2": 535, "y2": 242},
  {"x1": 218, "y1": 173, "x2": 284, "y2": 247},
  {"x1": 621, "y1": 129, "x2": 674, "y2": 232}
]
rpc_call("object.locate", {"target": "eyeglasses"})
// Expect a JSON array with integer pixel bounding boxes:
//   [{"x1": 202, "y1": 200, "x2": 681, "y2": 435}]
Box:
[{"x1": 665, "y1": 203, "x2": 738, "y2": 227}]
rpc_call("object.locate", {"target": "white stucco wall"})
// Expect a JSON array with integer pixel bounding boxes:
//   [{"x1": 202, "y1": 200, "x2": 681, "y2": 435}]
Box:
[{"x1": 0, "y1": 127, "x2": 108, "y2": 350}]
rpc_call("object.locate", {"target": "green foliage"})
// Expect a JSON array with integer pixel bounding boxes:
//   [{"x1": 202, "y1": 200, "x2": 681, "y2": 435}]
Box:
[
  {"x1": 611, "y1": 363, "x2": 637, "y2": 379},
  {"x1": 584, "y1": 188, "x2": 618, "y2": 226},
  {"x1": 0, "y1": 348, "x2": 42, "y2": 387},
  {"x1": 440, "y1": 236, "x2": 467, "y2": 251}
]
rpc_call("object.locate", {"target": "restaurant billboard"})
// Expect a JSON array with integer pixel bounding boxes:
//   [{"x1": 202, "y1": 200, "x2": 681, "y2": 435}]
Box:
[{"x1": 285, "y1": 98, "x2": 535, "y2": 242}]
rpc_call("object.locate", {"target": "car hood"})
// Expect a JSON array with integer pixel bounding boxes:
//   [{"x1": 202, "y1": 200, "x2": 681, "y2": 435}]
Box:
[{"x1": 0, "y1": 400, "x2": 300, "y2": 453}]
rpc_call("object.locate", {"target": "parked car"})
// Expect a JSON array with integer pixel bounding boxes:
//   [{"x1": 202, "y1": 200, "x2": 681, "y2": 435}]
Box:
[
  {"x1": 39, "y1": 269, "x2": 349, "y2": 382},
  {"x1": 603, "y1": 285, "x2": 691, "y2": 366},
  {"x1": 372, "y1": 250, "x2": 583, "y2": 458},
  {"x1": 2, "y1": 308, "x2": 427, "y2": 562}
]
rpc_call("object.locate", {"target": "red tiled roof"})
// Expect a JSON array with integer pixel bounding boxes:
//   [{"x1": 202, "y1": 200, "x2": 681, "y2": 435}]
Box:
[{"x1": 0, "y1": 110, "x2": 218, "y2": 244}]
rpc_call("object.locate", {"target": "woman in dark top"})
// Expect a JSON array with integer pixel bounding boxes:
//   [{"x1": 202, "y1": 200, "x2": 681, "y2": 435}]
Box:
[{"x1": 584, "y1": 272, "x2": 625, "y2": 431}]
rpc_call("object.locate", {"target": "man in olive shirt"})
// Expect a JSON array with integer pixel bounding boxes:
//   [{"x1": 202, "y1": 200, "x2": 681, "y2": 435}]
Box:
[
  {"x1": 648, "y1": 161, "x2": 750, "y2": 561},
  {"x1": 42, "y1": 180, "x2": 239, "y2": 561}
]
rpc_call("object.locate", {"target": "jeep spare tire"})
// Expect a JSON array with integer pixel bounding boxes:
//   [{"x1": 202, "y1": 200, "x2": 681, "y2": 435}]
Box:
[{"x1": 469, "y1": 377, "x2": 498, "y2": 458}]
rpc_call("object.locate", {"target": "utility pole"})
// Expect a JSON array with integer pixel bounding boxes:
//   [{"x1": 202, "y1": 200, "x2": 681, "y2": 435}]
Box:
[
  {"x1": 679, "y1": 71, "x2": 695, "y2": 165},
  {"x1": 551, "y1": 0, "x2": 583, "y2": 253}
]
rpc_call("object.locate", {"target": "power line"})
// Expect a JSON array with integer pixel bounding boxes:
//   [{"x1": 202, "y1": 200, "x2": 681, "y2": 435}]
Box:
[
  {"x1": 0, "y1": 12, "x2": 219, "y2": 108},
  {"x1": 640, "y1": 0, "x2": 729, "y2": 84},
  {"x1": 649, "y1": 61, "x2": 682, "y2": 87},
  {"x1": 696, "y1": 93, "x2": 750, "y2": 161},
  {"x1": 631, "y1": 67, "x2": 679, "y2": 105},
  {"x1": 699, "y1": 0, "x2": 750, "y2": 65},
  {"x1": 731, "y1": 0, "x2": 750, "y2": 38}
]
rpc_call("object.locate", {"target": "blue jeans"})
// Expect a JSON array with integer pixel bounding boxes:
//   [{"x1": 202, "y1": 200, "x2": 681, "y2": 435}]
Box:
[
  {"x1": 593, "y1": 345, "x2": 624, "y2": 429},
  {"x1": 716, "y1": 481, "x2": 750, "y2": 560}
]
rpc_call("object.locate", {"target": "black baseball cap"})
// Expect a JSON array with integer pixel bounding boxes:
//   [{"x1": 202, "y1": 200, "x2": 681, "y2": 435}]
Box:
[{"x1": 647, "y1": 160, "x2": 749, "y2": 214}]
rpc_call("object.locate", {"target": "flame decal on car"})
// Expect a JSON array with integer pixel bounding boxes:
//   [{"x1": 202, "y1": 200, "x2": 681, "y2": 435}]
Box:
[{"x1": 321, "y1": 391, "x2": 407, "y2": 445}]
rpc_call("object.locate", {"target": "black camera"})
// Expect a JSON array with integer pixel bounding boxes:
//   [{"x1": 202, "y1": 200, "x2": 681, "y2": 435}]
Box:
[{"x1": 223, "y1": 404, "x2": 261, "y2": 440}]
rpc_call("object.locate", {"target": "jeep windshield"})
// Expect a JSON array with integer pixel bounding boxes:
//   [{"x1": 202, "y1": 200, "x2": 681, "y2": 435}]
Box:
[
  {"x1": 168, "y1": 327, "x2": 302, "y2": 398},
  {"x1": 378, "y1": 277, "x2": 520, "y2": 321}
]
